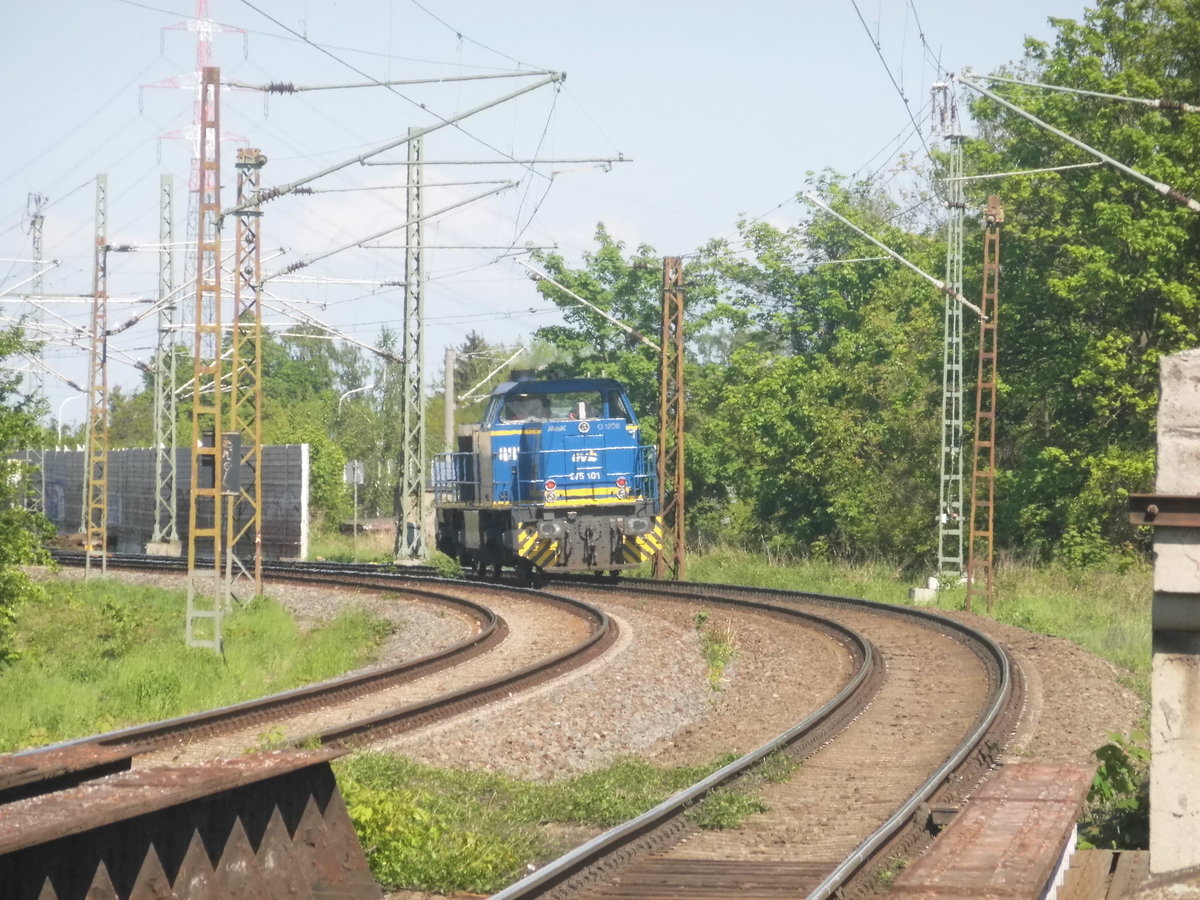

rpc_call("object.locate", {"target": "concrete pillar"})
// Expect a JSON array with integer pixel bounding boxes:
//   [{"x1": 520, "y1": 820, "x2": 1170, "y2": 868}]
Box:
[{"x1": 1150, "y1": 348, "x2": 1200, "y2": 873}]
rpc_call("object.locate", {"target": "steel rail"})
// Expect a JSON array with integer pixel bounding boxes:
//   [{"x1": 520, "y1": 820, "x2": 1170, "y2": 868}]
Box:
[
  {"x1": 16, "y1": 555, "x2": 611, "y2": 784},
  {"x1": 612, "y1": 576, "x2": 1014, "y2": 899},
  {"x1": 38, "y1": 555, "x2": 1013, "y2": 898},
  {"x1": 490, "y1": 593, "x2": 875, "y2": 900}
]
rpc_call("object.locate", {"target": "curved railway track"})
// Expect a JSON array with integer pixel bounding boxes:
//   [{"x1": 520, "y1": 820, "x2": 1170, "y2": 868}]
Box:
[
  {"x1": 13, "y1": 555, "x2": 1019, "y2": 900},
  {"x1": 491, "y1": 579, "x2": 1016, "y2": 900},
  {"x1": 8, "y1": 554, "x2": 614, "y2": 793}
]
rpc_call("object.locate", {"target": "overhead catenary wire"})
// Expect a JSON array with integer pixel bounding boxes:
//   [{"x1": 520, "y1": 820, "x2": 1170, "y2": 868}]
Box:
[
  {"x1": 800, "y1": 192, "x2": 986, "y2": 318},
  {"x1": 267, "y1": 180, "x2": 517, "y2": 279},
  {"x1": 224, "y1": 70, "x2": 557, "y2": 93},
  {"x1": 516, "y1": 259, "x2": 661, "y2": 353},
  {"x1": 848, "y1": 0, "x2": 935, "y2": 163},
  {"x1": 221, "y1": 72, "x2": 561, "y2": 217},
  {"x1": 957, "y1": 71, "x2": 1200, "y2": 213},
  {"x1": 237, "y1": 0, "x2": 563, "y2": 188},
  {"x1": 259, "y1": 291, "x2": 404, "y2": 362},
  {"x1": 407, "y1": 0, "x2": 536, "y2": 70}
]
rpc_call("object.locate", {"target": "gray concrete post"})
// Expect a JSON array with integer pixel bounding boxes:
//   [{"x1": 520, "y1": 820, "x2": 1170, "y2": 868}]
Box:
[{"x1": 1151, "y1": 348, "x2": 1200, "y2": 873}]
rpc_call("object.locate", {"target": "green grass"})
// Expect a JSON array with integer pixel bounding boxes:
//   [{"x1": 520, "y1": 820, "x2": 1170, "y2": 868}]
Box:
[
  {"x1": 308, "y1": 526, "x2": 396, "y2": 563},
  {"x1": 335, "y1": 751, "x2": 772, "y2": 894},
  {"x1": 0, "y1": 577, "x2": 392, "y2": 752},
  {"x1": 688, "y1": 548, "x2": 913, "y2": 606}
]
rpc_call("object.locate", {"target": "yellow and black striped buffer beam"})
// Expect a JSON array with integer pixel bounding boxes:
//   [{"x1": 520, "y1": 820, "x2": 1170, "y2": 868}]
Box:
[
  {"x1": 516, "y1": 525, "x2": 559, "y2": 568},
  {"x1": 621, "y1": 518, "x2": 664, "y2": 564}
]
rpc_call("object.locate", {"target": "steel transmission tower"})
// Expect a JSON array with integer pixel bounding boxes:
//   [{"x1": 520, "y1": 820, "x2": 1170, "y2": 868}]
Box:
[
  {"x1": 396, "y1": 128, "x2": 427, "y2": 560},
  {"x1": 84, "y1": 176, "x2": 109, "y2": 577},
  {"x1": 151, "y1": 175, "x2": 179, "y2": 547},
  {"x1": 933, "y1": 83, "x2": 966, "y2": 579},
  {"x1": 654, "y1": 257, "x2": 686, "y2": 581},
  {"x1": 228, "y1": 147, "x2": 266, "y2": 597},
  {"x1": 186, "y1": 67, "x2": 227, "y2": 651},
  {"x1": 966, "y1": 196, "x2": 1003, "y2": 614}
]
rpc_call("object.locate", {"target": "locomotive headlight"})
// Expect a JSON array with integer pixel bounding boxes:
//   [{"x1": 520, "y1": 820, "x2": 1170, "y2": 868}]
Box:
[
  {"x1": 537, "y1": 521, "x2": 564, "y2": 540},
  {"x1": 615, "y1": 476, "x2": 628, "y2": 488},
  {"x1": 544, "y1": 479, "x2": 557, "y2": 491},
  {"x1": 616, "y1": 487, "x2": 630, "y2": 500},
  {"x1": 545, "y1": 490, "x2": 559, "y2": 503}
]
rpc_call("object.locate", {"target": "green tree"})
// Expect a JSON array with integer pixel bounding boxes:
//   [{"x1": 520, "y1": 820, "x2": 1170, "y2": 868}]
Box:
[
  {"x1": 0, "y1": 325, "x2": 55, "y2": 664},
  {"x1": 530, "y1": 225, "x2": 671, "y2": 417},
  {"x1": 962, "y1": 0, "x2": 1200, "y2": 560},
  {"x1": 694, "y1": 182, "x2": 945, "y2": 563}
]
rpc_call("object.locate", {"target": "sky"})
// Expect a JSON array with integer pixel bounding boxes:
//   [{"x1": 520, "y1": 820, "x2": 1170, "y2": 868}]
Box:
[{"x1": 0, "y1": 0, "x2": 1091, "y2": 429}]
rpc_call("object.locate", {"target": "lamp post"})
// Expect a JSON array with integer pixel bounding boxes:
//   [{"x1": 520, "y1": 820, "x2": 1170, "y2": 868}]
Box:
[
  {"x1": 338, "y1": 383, "x2": 376, "y2": 410},
  {"x1": 57, "y1": 394, "x2": 82, "y2": 447}
]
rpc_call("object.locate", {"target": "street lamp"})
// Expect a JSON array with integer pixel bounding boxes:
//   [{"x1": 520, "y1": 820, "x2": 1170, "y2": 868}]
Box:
[
  {"x1": 57, "y1": 394, "x2": 82, "y2": 446},
  {"x1": 338, "y1": 383, "x2": 376, "y2": 410}
]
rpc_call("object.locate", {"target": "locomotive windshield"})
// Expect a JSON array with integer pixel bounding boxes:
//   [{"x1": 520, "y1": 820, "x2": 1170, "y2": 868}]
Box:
[{"x1": 495, "y1": 388, "x2": 633, "y2": 423}]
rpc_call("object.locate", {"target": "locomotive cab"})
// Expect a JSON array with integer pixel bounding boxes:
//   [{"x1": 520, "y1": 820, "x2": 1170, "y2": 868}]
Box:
[{"x1": 433, "y1": 377, "x2": 662, "y2": 575}]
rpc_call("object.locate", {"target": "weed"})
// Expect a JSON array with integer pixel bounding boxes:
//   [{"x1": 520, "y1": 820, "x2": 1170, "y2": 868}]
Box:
[
  {"x1": 757, "y1": 749, "x2": 800, "y2": 783},
  {"x1": 694, "y1": 608, "x2": 737, "y2": 690},
  {"x1": 430, "y1": 550, "x2": 463, "y2": 579},
  {"x1": 1079, "y1": 731, "x2": 1149, "y2": 849},
  {"x1": 877, "y1": 855, "x2": 908, "y2": 886},
  {"x1": 334, "y1": 752, "x2": 742, "y2": 893},
  {"x1": 254, "y1": 725, "x2": 289, "y2": 751},
  {"x1": 687, "y1": 788, "x2": 767, "y2": 829},
  {"x1": 308, "y1": 527, "x2": 396, "y2": 564}
]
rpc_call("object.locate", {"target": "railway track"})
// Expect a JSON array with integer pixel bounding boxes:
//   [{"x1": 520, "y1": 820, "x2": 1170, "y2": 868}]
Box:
[
  {"x1": 7, "y1": 555, "x2": 1018, "y2": 900},
  {"x1": 491, "y1": 579, "x2": 1016, "y2": 900},
  {"x1": 8, "y1": 553, "x2": 614, "y2": 786}
]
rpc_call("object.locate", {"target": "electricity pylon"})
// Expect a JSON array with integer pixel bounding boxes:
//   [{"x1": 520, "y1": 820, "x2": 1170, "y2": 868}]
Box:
[
  {"x1": 84, "y1": 175, "x2": 109, "y2": 577},
  {"x1": 185, "y1": 66, "x2": 227, "y2": 651},
  {"x1": 933, "y1": 83, "x2": 966, "y2": 580},
  {"x1": 396, "y1": 128, "x2": 427, "y2": 560}
]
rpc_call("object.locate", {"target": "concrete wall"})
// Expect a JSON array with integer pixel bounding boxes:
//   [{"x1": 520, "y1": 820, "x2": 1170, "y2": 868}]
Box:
[
  {"x1": 28, "y1": 444, "x2": 309, "y2": 560},
  {"x1": 1151, "y1": 348, "x2": 1200, "y2": 873}
]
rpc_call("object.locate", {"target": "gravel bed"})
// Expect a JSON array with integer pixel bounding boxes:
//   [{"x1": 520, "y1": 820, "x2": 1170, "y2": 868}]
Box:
[
  {"x1": 35, "y1": 568, "x2": 1145, "y2": 773},
  {"x1": 32, "y1": 567, "x2": 1152, "y2": 898},
  {"x1": 138, "y1": 583, "x2": 592, "y2": 765},
  {"x1": 939, "y1": 608, "x2": 1145, "y2": 768}
]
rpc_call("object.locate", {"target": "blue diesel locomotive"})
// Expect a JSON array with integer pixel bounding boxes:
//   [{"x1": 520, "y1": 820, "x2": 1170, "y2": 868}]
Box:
[{"x1": 433, "y1": 376, "x2": 662, "y2": 577}]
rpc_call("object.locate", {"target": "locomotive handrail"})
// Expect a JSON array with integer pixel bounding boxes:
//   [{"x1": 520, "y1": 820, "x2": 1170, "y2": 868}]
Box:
[{"x1": 433, "y1": 444, "x2": 658, "y2": 508}]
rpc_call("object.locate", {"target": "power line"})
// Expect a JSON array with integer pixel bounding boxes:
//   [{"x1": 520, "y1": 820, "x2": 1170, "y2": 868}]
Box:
[
  {"x1": 407, "y1": 0, "x2": 540, "y2": 70},
  {"x1": 848, "y1": 0, "x2": 935, "y2": 163},
  {"x1": 117, "y1": 0, "x2": 524, "y2": 72},
  {"x1": 237, "y1": 0, "x2": 559, "y2": 181}
]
